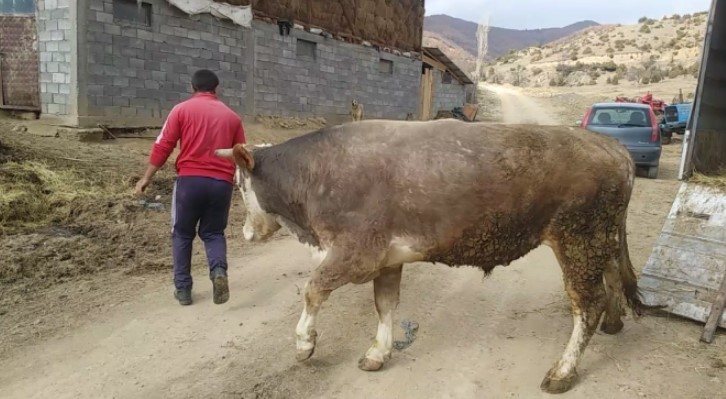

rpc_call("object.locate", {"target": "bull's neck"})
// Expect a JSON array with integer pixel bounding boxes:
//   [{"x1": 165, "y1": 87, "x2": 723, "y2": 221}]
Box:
[{"x1": 252, "y1": 148, "x2": 312, "y2": 232}]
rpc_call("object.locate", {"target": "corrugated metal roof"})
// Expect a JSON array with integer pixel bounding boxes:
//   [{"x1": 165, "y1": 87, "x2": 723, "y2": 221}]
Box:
[{"x1": 423, "y1": 47, "x2": 474, "y2": 85}]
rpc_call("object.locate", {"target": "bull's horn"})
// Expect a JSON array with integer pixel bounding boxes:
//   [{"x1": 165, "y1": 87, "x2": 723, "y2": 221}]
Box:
[{"x1": 215, "y1": 148, "x2": 234, "y2": 159}]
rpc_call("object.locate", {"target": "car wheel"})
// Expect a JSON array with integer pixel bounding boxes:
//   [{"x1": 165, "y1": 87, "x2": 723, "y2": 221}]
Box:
[{"x1": 647, "y1": 166, "x2": 659, "y2": 179}]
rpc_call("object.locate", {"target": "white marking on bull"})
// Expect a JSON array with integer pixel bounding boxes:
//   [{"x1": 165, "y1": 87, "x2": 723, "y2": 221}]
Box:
[
  {"x1": 235, "y1": 174, "x2": 280, "y2": 241},
  {"x1": 383, "y1": 237, "x2": 425, "y2": 267},
  {"x1": 295, "y1": 307, "x2": 316, "y2": 353},
  {"x1": 363, "y1": 311, "x2": 393, "y2": 363},
  {"x1": 558, "y1": 314, "x2": 586, "y2": 375}
]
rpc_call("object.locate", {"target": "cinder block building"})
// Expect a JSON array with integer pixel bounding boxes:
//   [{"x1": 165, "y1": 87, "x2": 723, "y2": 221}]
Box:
[
  {"x1": 27, "y1": 0, "x2": 426, "y2": 126},
  {"x1": 2, "y1": 0, "x2": 473, "y2": 127}
]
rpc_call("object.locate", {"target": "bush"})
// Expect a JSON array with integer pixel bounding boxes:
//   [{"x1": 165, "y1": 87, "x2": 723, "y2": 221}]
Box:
[
  {"x1": 606, "y1": 76, "x2": 612, "y2": 84},
  {"x1": 638, "y1": 16, "x2": 648, "y2": 23},
  {"x1": 583, "y1": 47, "x2": 593, "y2": 55},
  {"x1": 532, "y1": 67, "x2": 543, "y2": 76},
  {"x1": 611, "y1": 75, "x2": 620, "y2": 85},
  {"x1": 639, "y1": 25, "x2": 651, "y2": 34}
]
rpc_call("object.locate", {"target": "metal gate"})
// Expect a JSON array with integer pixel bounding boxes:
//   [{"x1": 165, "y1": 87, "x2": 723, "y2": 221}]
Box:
[{"x1": 0, "y1": 14, "x2": 40, "y2": 110}]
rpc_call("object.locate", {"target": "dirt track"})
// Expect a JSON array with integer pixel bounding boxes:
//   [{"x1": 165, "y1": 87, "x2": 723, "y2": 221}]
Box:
[
  {"x1": 1, "y1": 90, "x2": 725, "y2": 398},
  {"x1": 482, "y1": 83, "x2": 561, "y2": 125}
]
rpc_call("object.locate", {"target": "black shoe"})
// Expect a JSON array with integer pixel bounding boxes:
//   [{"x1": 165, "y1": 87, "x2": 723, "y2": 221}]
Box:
[
  {"x1": 210, "y1": 268, "x2": 229, "y2": 305},
  {"x1": 174, "y1": 288, "x2": 192, "y2": 306}
]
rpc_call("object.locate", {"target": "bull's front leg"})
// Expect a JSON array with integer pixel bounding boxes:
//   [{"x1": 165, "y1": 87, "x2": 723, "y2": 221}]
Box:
[
  {"x1": 295, "y1": 280, "x2": 331, "y2": 361},
  {"x1": 359, "y1": 265, "x2": 403, "y2": 371},
  {"x1": 295, "y1": 249, "x2": 352, "y2": 361}
]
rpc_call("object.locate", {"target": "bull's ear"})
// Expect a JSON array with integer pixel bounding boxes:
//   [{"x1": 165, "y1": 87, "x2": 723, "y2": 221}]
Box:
[{"x1": 215, "y1": 144, "x2": 255, "y2": 172}]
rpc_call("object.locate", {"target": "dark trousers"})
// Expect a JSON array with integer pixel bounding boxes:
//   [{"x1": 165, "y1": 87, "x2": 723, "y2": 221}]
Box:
[{"x1": 171, "y1": 176, "x2": 233, "y2": 289}]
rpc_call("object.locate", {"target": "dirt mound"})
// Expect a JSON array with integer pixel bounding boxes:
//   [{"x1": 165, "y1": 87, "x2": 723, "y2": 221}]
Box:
[{"x1": 0, "y1": 135, "x2": 175, "y2": 303}]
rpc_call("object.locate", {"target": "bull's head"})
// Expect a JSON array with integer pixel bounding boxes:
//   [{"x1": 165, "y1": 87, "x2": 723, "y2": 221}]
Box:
[{"x1": 215, "y1": 144, "x2": 281, "y2": 241}]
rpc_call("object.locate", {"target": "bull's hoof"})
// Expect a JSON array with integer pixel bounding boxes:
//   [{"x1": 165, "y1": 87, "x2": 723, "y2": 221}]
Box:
[
  {"x1": 296, "y1": 346, "x2": 315, "y2": 362},
  {"x1": 358, "y1": 356, "x2": 384, "y2": 371},
  {"x1": 600, "y1": 319, "x2": 624, "y2": 335},
  {"x1": 540, "y1": 370, "x2": 577, "y2": 394}
]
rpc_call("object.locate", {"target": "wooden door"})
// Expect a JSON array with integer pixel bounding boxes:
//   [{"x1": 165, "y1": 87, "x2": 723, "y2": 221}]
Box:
[{"x1": 419, "y1": 67, "x2": 434, "y2": 120}]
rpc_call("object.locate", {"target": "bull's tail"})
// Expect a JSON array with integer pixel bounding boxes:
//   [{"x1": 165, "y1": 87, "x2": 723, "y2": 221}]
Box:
[{"x1": 618, "y1": 215, "x2": 666, "y2": 316}]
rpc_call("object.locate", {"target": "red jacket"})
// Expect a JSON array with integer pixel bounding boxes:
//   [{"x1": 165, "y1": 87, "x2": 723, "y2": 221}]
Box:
[{"x1": 149, "y1": 92, "x2": 245, "y2": 184}]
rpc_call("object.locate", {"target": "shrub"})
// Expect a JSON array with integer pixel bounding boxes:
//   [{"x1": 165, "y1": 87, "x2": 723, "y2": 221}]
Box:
[
  {"x1": 638, "y1": 16, "x2": 648, "y2": 23},
  {"x1": 639, "y1": 24, "x2": 651, "y2": 34},
  {"x1": 583, "y1": 47, "x2": 593, "y2": 55}
]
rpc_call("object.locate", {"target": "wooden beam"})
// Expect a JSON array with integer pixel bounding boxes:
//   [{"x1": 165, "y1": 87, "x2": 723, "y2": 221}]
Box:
[
  {"x1": 700, "y1": 273, "x2": 726, "y2": 343},
  {"x1": 422, "y1": 53, "x2": 447, "y2": 72},
  {"x1": 0, "y1": 52, "x2": 4, "y2": 106}
]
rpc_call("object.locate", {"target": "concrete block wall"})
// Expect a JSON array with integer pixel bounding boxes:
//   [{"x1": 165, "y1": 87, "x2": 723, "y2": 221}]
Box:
[
  {"x1": 253, "y1": 22, "x2": 421, "y2": 121},
  {"x1": 82, "y1": 0, "x2": 248, "y2": 125},
  {"x1": 432, "y1": 69, "x2": 466, "y2": 113},
  {"x1": 36, "y1": 0, "x2": 73, "y2": 116}
]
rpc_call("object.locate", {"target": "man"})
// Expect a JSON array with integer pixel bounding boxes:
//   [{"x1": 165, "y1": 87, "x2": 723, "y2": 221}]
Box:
[{"x1": 134, "y1": 69, "x2": 246, "y2": 306}]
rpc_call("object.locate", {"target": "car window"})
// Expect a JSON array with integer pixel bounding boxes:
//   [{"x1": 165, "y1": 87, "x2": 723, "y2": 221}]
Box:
[{"x1": 589, "y1": 108, "x2": 650, "y2": 127}]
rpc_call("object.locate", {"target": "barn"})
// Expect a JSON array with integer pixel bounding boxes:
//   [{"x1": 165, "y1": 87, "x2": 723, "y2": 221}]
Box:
[
  {"x1": 29, "y1": 0, "x2": 426, "y2": 127},
  {"x1": 420, "y1": 46, "x2": 474, "y2": 120}
]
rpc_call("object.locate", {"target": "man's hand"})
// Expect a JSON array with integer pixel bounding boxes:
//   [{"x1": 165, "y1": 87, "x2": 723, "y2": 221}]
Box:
[
  {"x1": 134, "y1": 164, "x2": 161, "y2": 196},
  {"x1": 134, "y1": 177, "x2": 151, "y2": 196}
]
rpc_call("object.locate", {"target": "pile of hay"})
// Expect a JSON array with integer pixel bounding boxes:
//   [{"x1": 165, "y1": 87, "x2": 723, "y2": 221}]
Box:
[
  {"x1": 691, "y1": 169, "x2": 726, "y2": 191},
  {"x1": 0, "y1": 150, "x2": 132, "y2": 233}
]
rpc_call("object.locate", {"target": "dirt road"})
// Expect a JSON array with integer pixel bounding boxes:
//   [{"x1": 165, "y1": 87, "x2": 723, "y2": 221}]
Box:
[
  {"x1": 481, "y1": 83, "x2": 561, "y2": 125},
  {"x1": 1, "y1": 109, "x2": 724, "y2": 398}
]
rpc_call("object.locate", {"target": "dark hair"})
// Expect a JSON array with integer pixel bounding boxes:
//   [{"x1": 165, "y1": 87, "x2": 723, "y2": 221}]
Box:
[{"x1": 191, "y1": 69, "x2": 219, "y2": 92}]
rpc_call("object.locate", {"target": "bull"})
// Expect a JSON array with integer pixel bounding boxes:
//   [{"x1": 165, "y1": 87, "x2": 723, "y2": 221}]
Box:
[{"x1": 215, "y1": 119, "x2": 649, "y2": 394}]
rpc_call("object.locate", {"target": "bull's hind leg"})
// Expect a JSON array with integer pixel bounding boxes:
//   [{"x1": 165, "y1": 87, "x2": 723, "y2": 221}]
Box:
[
  {"x1": 359, "y1": 265, "x2": 403, "y2": 371},
  {"x1": 541, "y1": 236, "x2": 608, "y2": 394}
]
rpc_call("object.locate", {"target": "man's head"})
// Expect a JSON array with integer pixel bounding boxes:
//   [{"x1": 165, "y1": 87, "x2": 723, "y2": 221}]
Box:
[{"x1": 191, "y1": 69, "x2": 220, "y2": 93}]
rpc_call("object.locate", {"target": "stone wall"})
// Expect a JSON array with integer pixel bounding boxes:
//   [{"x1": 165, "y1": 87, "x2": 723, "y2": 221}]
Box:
[
  {"x1": 253, "y1": 22, "x2": 421, "y2": 121},
  {"x1": 431, "y1": 69, "x2": 466, "y2": 114},
  {"x1": 82, "y1": 0, "x2": 248, "y2": 124},
  {"x1": 42, "y1": 0, "x2": 422, "y2": 126},
  {"x1": 36, "y1": 0, "x2": 72, "y2": 116}
]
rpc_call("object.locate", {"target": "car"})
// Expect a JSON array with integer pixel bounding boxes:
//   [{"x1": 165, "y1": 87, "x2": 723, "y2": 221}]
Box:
[
  {"x1": 660, "y1": 102, "x2": 692, "y2": 144},
  {"x1": 577, "y1": 102, "x2": 662, "y2": 179}
]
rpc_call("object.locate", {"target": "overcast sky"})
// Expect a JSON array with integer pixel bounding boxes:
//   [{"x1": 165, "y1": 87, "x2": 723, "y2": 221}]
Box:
[{"x1": 425, "y1": 0, "x2": 713, "y2": 29}]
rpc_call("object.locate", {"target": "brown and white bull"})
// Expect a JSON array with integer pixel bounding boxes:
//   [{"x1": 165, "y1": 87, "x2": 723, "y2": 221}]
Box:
[{"x1": 216, "y1": 119, "x2": 649, "y2": 394}]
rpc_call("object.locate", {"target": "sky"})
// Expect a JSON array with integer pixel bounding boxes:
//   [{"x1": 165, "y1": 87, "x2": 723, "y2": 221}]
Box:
[{"x1": 425, "y1": 0, "x2": 713, "y2": 29}]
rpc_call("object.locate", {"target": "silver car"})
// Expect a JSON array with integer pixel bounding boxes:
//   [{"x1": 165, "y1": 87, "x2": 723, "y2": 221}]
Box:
[{"x1": 578, "y1": 102, "x2": 662, "y2": 179}]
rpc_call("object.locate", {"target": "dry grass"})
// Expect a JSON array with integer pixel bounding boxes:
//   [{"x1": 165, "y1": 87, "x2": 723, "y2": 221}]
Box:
[
  {"x1": 690, "y1": 169, "x2": 726, "y2": 191},
  {"x1": 0, "y1": 160, "x2": 132, "y2": 234}
]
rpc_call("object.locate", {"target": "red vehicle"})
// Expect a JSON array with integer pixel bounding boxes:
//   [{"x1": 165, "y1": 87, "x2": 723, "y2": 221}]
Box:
[{"x1": 615, "y1": 92, "x2": 667, "y2": 117}]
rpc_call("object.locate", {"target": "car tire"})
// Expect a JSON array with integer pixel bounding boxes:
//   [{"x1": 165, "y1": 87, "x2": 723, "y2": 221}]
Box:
[{"x1": 647, "y1": 166, "x2": 659, "y2": 179}]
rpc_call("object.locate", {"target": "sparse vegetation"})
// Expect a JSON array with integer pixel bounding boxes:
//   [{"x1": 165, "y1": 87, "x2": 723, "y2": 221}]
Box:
[{"x1": 480, "y1": 10, "x2": 706, "y2": 89}]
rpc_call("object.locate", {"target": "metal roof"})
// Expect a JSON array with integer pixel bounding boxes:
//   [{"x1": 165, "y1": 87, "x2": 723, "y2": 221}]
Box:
[{"x1": 422, "y1": 47, "x2": 474, "y2": 85}]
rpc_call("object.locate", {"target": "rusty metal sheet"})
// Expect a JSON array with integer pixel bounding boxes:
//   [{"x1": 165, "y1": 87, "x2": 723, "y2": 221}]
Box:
[
  {"x1": 0, "y1": 15, "x2": 40, "y2": 109},
  {"x1": 639, "y1": 182, "x2": 726, "y2": 329}
]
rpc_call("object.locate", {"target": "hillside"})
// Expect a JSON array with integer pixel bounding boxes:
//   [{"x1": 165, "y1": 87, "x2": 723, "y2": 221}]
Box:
[
  {"x1": 484, "y1": 12, "x2": 708, "y2": 89},
  {"x1": 423, "y1": 14, "x2": 599, "y2": 75}
]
